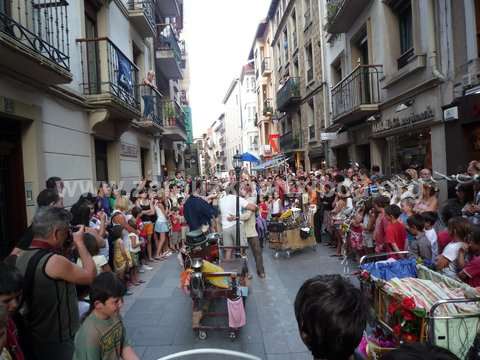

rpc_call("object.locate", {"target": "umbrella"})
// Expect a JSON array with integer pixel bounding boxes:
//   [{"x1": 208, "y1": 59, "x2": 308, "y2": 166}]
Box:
[{"x1": 240, "y1": 152, "x2": 260, "y2": 163}]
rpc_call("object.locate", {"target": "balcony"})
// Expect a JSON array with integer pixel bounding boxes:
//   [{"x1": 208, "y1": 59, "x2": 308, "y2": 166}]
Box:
[
  {"x1": 276, "y1": 77, "x2": 301, "y2": 112},
  {"x1": 156, "y1": 0, "x2": 180, "y2": 17},
  {"x1": 155, "y1": 24, "x2": 182, "y2": 80},
  {"x1": 326, "y1": 0, "x2": 371, "y2": 34},
  {"x1": 134, "y1": 84, "x2": 163, "y2": 130},
  {"x1": 263, "y1": 98, "x2": 273, "y2": 117},
  {"x1": 128, "y1": 0, "x2": 155, "y2": 38},
  {"x1": 280, "y1": 131, "x2": 300, "y2": 153},
  {"x1": 331, "y1": 64, "x2": 383, "y2": 124},
  {"x1": 77, "y1": 37, "x2": 140, "y2": 119},
  {"x1": 261, "y1": 144, "x2": 273, "y2": 157},
  {"x1": 261, "y1": 57, "x2": 271, "y2": 76},
  {"x1": 161, "y1": 100, "x2": 187, "y2": 141},
  {"x1": 0, "y1": 0, "x2": 71, "y2": 85}
]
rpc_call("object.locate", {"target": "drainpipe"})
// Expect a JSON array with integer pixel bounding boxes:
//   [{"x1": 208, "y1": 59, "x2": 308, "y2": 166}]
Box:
[
  {"x1": 319, "y1": 0, "x2": 331, "y2": 165},
  {"x1": 427, "y1": 0, "x2": 446, "y2": 82}
]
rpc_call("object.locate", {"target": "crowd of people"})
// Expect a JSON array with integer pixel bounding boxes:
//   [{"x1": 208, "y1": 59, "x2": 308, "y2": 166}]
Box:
[{"x1": 1, "y1": 159, "x2": 480, "y2": 360}]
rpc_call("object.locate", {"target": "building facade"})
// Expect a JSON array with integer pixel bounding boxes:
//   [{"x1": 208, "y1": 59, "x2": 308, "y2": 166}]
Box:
[
  {"x1": 0, "y1": 0, "x2": 187, "y2": 256},
  {"x1": 223, "y1": 79, "x2": 243, "y2": 170},
  {"x1": 267, "y1": 0, "x2": 327, "y2": 171},
  {"x1": 240, "y1": 63, "x2": 260, "y2": 157}
]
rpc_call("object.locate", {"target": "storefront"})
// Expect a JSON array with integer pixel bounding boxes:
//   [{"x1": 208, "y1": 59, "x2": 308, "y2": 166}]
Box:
[
  {"x1": 328, "y1": 131, "x2": 352, "y2": 169},
  {"x1": 444, "y1": 92, "x2": 480, "y2": 174},
  {"x1": 372, "y1": 101, "x2": 442, "y2": 175}
]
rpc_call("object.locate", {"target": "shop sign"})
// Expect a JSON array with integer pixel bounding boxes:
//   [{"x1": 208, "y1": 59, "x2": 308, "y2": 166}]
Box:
[
  {"x1": 120, "y1": 142, "x2": 138, "y2": 158},
  {"x1": 373, "y1": 106, "x2": 435, "y2": 134},
  {"x1": 443, "y1": 106, "x2": 458, "y2": 122},
  {"x1": 320, "y1": 132, "x2": 338, "y2": 141}
]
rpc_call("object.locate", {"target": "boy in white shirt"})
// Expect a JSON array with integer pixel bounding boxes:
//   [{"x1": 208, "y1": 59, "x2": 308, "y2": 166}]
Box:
[{"x1": 422, "y1": 211, "x2": 439, "y2": 264}]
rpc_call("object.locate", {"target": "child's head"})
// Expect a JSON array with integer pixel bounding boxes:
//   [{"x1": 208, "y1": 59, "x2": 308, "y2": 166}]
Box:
[
  {"x1": 110, "y1": 224, "x2": 124, "y2": 240},
  {"x1": 83, "y1": 232, "x2": 99, "y2": 257},
  {"x1": 0, "y1": 263, "x2": 23, "y2": 315},
  {"x1": 406, "y1": 214, "x2": 425, "y2": 236},
  {"x1": 131, "y1": 206, "x2": 142, "y2": 219},
  {"x1": 383, "y1": 343, "x2": 459, "y2": 360},
  {"x1": 422, "y1": 211, "x2": 438, "y2": 230},
  {"x1": 373, "y1": 196, "x2": 390, "y2": 212},
  {"x1": 128, "y1": 218, "x2": 138, "y2": 230},
  {"x1": 171, "y1": 206, "x2": 179, "y2": 214},
  {"x1": 274, "y1": 191, "x2": 279, "y2": 199},
  {"x1": 294, "y1": 275, "x2": 367, "y2": 360},
  {"x1": 177, "y1": 197, "x2": 184, "y2": 206},
  {"x1": 468, "y1": 225, "x2": 480, "y2": 255},
  {"x1": 263, "y1": 195, "x2": 269, "y2": 202},
  {"x1": 400, "y1": 197, "x2": 415, "y2": 214},
  {"x1": 448, "y1": 217, "x2": 471, "y2": 242},
  {"x1": 89, "y1": 272, "x2": 125, "y2": 319},
  {"x1": 385, "y1": 204, "x2": 402, "y2": 222}
]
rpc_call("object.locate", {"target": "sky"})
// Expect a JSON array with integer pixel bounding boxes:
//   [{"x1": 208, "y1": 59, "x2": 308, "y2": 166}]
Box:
[{"x1": 183, "y1": 0, "x2": 271, "y2": 137}]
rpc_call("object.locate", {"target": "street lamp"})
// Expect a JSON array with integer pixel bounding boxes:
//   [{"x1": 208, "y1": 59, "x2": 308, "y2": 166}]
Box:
[{"x1": 233, "y1": 151, "x2": 243, "y2": 249}]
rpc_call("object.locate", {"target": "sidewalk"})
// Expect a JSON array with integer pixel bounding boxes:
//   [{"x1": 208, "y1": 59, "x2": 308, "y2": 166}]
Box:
[{"x1": 123, "y1": 243, "x2": 347, "y2": 360}]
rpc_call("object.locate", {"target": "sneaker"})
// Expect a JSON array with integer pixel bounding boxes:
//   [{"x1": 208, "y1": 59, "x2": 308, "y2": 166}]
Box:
[{"x1": 144, "y1": 265, "x2": 153, "y2": 271}]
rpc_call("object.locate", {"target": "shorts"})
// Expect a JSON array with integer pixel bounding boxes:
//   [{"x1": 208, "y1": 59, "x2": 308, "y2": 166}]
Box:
[
  {"x1": 222, "y1": 224, "x2": 247, "y2": 247},
  {"x1": 155, "y1": 221, "x2": 169, "y2": 233},
  {"x1": 130, "y1": 252, "x2": 139, "y2": 267},
  {"x1": 144, "y1": 222, "x2": 154, "y2": 236},
  {"x1": 170, "y1": 232, "x2": 181, "y2": 245}
]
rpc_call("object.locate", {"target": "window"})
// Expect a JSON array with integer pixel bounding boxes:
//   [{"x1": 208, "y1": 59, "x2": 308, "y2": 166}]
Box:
[
  {"x1": 307, "y1": 99, "x2": 315, "y2": 140},
  {"x1": 95, "y1": 139, "x2": 109, "y2": 182},
  {"x1": 283, "y1": 29, "x2": 289, "y2": 63},
  {"x1": 476, "y1": 0, "x2": 480, "y2": 57},
  {"x1": 397, "y1": 1, "x2": 413, "y2": 68},
  {"x1": 305, "y1": 43, "x2": 314, "y2": 83},
  {"x1": 294, "y1": 59, "x2": 299, "y2": 77},
  {"x1": 304, "y1": 0, "x2": 311, "y2": 28},
  {"x1": 277, "y1": 43, "x2": 282, "y2": 68},
  {"x1": 291, "y1": 10, "x2": 298, "y2": 50}
]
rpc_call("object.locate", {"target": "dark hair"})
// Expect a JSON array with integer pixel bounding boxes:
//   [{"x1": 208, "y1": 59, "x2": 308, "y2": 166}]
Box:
[
  {"x1": 70, "y1": 203, "x2": 91, "y2": 227},
  {"x1": 82, "y1": 272, "x2": 125, "y2": 322},
  {"x1": 448, "y1": 216, "x2": 471, "y2": 241},
  {"x1": 440, "y1": 202, "x2": 463, "y2": 224},
  {"x1": 334, "y1": 174, "x2": 345, "y2": 183},
  {"x1": 37, "y1": 189, "x2": 60, "y2": 207},
  {"x1": 177, "y1": 197, "x2": 184, "y2": 205},
  {"x1": 110, "y1": 225, "x2": 123, "y2": 240},
  {"x1": 407, "y1": 214, "x2": 425, "y2": 231},
  {"x1": 0, "y1": 263, "x2": 23, "y2": 295},
  {"x1": 456, "y1": 184, "x2": 475, "y2": 205},
  {"x1": 422, "y1": 211, "x2": 438, "y2": 226},
  {"x1": 469, "y1": 225, "x2": 480, "y2": 245},
  {"x1": 383, "y1": 343, "x2": 459, "y2": 360},
  {"x1": 294, "y1": 275, "x2": 367, "y2": 360},
  {"x1": 385, "y1": 204, "x2": 402, "y2": 219},
  {"x1": 371, "y1": 165, "x2": 380, "y2": 172},
  {"x1": 45, "y1": 176, "x2": 62, "y2": 189},
  {"x1": 131, "y1": 206, "x2": 142, "y2": 219},
  {"x1": 83, "y1": 233, "x2": 99, "y2": 256},
  {"x1": 374, "y1": 196, "x2": 390, "y2": 209}
]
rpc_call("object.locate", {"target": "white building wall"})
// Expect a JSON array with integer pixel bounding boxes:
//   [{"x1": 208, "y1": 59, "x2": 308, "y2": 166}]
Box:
[
  {"x1": 224, "y1": 81, "x2": 243, "y2": 170},
  {"x1": 240, "y1": 73, "x2": 259, "y2": 155}
]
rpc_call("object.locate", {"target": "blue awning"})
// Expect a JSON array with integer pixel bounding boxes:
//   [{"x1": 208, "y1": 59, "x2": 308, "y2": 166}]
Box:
[
  {"x1": 240, "y1": 152, "x2": 260, "y2": 163},
  {"x1": 252, "y1": 155, "x2": 289, "y2": 171}
]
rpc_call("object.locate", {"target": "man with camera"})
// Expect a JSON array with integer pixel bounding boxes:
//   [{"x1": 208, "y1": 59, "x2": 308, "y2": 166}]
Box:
[{"x1": 15, "y1": 207, "x2": 96, "y2": 360}]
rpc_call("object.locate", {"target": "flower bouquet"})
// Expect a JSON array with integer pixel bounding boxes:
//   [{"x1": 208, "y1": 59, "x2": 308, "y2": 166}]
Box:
[{"x1": 387, "y1": 296, "x2": 427, "y2": 343}]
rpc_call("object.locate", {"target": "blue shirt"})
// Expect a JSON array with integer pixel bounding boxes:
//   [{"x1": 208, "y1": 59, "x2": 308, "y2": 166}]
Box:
[{"x1": 184, "y1": 195, "x2": 217, "y2": 231}]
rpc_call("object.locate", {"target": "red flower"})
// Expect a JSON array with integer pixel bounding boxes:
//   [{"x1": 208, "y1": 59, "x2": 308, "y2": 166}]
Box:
[
  {"x1": 402, "y1": 309, "x2": 415, "y2": 321},
  {"x1": 402, "y1": 297, "x2": 416, "y2": 310},
  {"x1": 393, "y1": 324, "x2": 402, "y2": 336},
  {"x1": 388, "y1": 301, "x2": 399, "y2": 315}
]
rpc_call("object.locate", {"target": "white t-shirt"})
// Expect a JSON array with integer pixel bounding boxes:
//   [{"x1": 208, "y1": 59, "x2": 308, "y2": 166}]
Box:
[
  {"x1": 77, "y1": 254, "x2": 108, "y2": 275},
  {"x1": 219, "y1": 194, "x2": 249, "y2": 229},
  {"x1": 441, "y1": 242, "x2": 464, "y2": 277},
  {"x1": 128, "y1": 233, "x2": 141, "y2": 253},
  {"x1": 272, "y1": 199, "x2": 282, "y2": 214},
  {"x1": 425, "y1": 228, "x2": 439, "y2": 262}
]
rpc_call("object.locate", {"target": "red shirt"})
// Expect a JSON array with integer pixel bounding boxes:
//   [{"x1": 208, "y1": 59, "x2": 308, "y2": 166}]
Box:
[
  {"x1": 374, "y1": 214, "x2": 389, "y2": 253},
  {"x1": 463, "y1": 256, "x2": 480, "y2": 287},
  {"x1": 7, "y1": 317, "x2": 24, "y2": 360},
  {"x1": 170, "y1": 214, "x2": 182, "y2": 232},
  {"x1": 438, "y1": 230, "x2": 453, "y2": 253},
  {"x1": 136, "y1": 218, "x2": 147, "y2": 239},
  {"x1": 385, "y1": 221, "x2": 407, "y2": 253},
  {"x1": 259, "y1": 202, "x2": 268, "y2": 219}
]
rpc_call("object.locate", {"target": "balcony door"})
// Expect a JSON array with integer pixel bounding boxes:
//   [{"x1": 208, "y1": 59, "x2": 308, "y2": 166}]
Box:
[{"x1": 85, "y1": 2, "x2": 100, "y2": 94}]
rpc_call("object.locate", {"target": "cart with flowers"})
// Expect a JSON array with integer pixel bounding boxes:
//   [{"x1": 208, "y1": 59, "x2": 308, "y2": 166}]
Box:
[{"x1": 358, "y1": 252, "x2": 480, "y2": 359}]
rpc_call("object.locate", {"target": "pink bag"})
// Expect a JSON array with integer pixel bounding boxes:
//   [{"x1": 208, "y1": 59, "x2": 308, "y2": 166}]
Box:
[{"x1": 227, "y1": 297, "x2": 246, "y2": 328}]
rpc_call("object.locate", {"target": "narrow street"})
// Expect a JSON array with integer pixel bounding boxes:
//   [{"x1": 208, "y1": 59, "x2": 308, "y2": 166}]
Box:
[{"x1": 122, "y1": 243, "x2": 347, "y2": 360}]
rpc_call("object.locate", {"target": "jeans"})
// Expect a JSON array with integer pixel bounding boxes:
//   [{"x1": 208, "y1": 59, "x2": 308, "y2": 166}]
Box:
[
  {"x1": 247, "y1": 236, "x2": 265, "y2": 275},
  {"x1": 142, "y1": 95, "x2": 154, "y2": 117}
]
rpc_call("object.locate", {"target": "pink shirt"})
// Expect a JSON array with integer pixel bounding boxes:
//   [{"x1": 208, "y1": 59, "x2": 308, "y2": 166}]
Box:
[{"x1": 374, "y1": 214, "x2": 389, "y2": 253}]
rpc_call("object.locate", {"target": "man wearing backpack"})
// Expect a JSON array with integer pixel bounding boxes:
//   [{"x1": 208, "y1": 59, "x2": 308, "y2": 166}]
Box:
[{"x1": 15, "y1": 207, "x2": 96, "y2": 360}]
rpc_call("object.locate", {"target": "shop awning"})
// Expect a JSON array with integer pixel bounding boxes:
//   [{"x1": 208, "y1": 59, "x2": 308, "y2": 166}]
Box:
[
  {"x1": 252, "y1": 155, "x2": 289, "y2": 171},
  {"x1": 240, "y1": 152, "x2": 260, "y2": 163}
]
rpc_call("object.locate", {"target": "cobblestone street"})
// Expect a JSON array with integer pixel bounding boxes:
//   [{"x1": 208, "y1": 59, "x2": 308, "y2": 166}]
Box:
[{"x1": 122, "y1": 243, "x2": 347, "y2": 360}]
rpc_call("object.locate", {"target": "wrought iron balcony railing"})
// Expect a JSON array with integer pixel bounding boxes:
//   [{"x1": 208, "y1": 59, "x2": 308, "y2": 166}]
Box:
[
  {"x1": 138, "y1": 84, "x2": 163, "y2": 125},
  {"x1": 280, "y1": 131, "x2": 300, "y2": 152},
  {"x1": 156, "y1": 23, "x2": 181, "y2": 62},
  {"x1": 276, "y1": 77, "x2": 301, "y2": 111},
  {"x1": 261, "y1": 57, "x2": 271, "y2": 75},
  {"x1": 77, "y1": 37, "x2": 140, "y2": 111},
  {"x1": 0, "y1": 0, "x2": 70, "y2": 70},
  {"x1": 128, "y1": 0, "x2": 155, "y2": 31},
  {"x1": 331, "y1": 64, "x2": 383, "y2": 121},
  {"x1": 161, "y1": 100, "x2": 186, "y2": 131}
]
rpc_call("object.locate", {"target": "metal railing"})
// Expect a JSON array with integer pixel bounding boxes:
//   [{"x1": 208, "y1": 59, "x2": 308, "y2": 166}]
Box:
[
  {"x1": 138, "y1": 84, "x2": 162, "y2": 125},
  {"x1": 309, "y1": 125, "x2": 315, "y2": 140},
  {"x1": 397, "y1": 47, "x2": 414, "y2": 69},
  {"x1": 77, "y1": 37, "x2": 140, "y2": 110},
  {"x1": 326, "y1": 0, "x2": 344, "y2": 25},
  {"x1": 261, "y1": 57, "x2": 271, "y2": 74},
  {"x1": 156, "y1": 23, "x2": 181, "y2": 63},
  {"x1": 161, "y1": 99, "x2": 186, "y2": 131},
  {"x1": 0, "y1": 0, "x2": 70, "y2": 70},
  {"x1": 128, "y1": 0, "x2": 154, "y2": 30},
  {"x1": 263, "y1": 98, "x2": 273, "y2": 116},
  {"x1": 280, "y1": 131, "x2": 299, "y2": 151},
  {"x1": 331, "y1": 64, "x2": 383, "y2": 121},
  {"x1": 276, "y1": 77, "x2": 301, "y2": 111}
]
